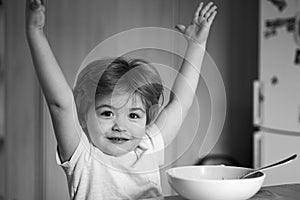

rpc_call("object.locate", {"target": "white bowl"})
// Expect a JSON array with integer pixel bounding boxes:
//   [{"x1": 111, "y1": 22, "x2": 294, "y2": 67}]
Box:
[{"x1": 166, "y1": 165, "x2": 265, "y2": 200}]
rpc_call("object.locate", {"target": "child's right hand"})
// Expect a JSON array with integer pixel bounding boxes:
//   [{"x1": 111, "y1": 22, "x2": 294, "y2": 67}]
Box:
[
  {"x1": 26, "y1": 0, "x2": 45, "y2": 32},
  {"x1": 175, "y1": 2, "x2": 217, "y2": 46}
]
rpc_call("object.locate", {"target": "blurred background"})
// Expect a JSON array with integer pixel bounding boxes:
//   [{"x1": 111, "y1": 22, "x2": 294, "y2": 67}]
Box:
[{"x1": 1, "y1": 0, "x2": 299, "y2": 199}]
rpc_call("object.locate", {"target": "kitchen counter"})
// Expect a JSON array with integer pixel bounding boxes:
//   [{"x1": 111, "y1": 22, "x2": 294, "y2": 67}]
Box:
[{"x1": 163, "y1": 183, "x2": 300, "y2": 200}]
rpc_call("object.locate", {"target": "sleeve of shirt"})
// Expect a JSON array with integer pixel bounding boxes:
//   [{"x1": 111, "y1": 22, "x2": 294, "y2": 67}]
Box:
[
  {"x1": 147, "y1": 124, "x2": 165, "y2": 166},
  {"x1": 56, "y1": 130, "x2": 91, "y2": 175}
]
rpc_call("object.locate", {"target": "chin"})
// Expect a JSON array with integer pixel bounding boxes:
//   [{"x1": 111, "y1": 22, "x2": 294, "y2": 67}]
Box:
[{"x1": 101, "y1": 145, "x2": 135, "y2": 157}]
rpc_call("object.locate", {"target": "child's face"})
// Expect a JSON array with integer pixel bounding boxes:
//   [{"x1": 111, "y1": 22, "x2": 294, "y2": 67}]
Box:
[{"x1": 86, "y1": 92, "x2": 147, "y2": 156}]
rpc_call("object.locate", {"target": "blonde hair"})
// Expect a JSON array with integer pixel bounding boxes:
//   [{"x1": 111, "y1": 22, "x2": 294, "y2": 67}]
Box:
[{"x1": 73, "y1": 57, "x2": 164, "y2": 128}]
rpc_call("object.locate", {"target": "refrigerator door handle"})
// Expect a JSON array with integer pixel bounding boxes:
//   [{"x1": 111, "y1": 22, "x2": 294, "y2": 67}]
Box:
[
  {"x1": 254, "y1": 132, "x2": 263, "y2": 168},
  {"x1": 253, "y1": 81, "x2": 263, "y2": 125}
]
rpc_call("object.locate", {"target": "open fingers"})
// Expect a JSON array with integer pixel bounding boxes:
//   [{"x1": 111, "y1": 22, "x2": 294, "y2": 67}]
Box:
[
  {"x1": 207, "y1": 10, "x2": 217, "y2": 24},
  {"x1": 29, "y1": 0, "x2": 44, "y2": 10},
  {"x1": 194, "y1": 2, "x2": 204, "y2": 19},
  {"x1": 200, "y1": 2, "x2": 214, "y2": 17},
  {"x1": 204, "y1": 5, "x2": 217, "y2": 19},
  {"x1": 33, "y1": 0, "x2": 42, "y2": 5}
]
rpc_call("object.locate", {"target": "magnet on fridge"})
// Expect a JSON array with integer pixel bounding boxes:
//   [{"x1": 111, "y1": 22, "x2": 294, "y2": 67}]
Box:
[
  {"x1": 294, "y1": 12, "x2": 300, "y2": 46},
  {"x1": 266, "y1": 0, "x2": 287, "y2": 12},
  {"x1": 294, "y1": 49, "x2": 300, "y2": 64}
]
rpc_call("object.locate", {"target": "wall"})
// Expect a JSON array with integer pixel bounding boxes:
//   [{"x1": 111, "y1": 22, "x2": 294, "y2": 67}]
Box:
[
  {"x1": 0, "y1": 0, "x2": 5, "y2": 198},
  {"x1": 3, "y1": 0, "x2": 43, "y2": 199},
  {"x1": 222, "y1": 0, "x2": 258, "y2": 167}
]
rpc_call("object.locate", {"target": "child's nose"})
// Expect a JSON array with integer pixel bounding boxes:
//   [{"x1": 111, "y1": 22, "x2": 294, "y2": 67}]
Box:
[{"x1": 112, "y1": 117, "x2": 126, "y2": 132}]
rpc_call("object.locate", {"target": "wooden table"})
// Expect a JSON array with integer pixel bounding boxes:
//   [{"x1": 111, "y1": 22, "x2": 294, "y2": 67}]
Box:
[{"x1": 163, "y1": 184, "x2": 300, "y2": 200}]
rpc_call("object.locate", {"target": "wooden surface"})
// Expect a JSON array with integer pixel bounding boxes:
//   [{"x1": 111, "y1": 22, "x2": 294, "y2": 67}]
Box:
[{"x1": 164, "y1": 184, "x2": 300, "y2": 200}]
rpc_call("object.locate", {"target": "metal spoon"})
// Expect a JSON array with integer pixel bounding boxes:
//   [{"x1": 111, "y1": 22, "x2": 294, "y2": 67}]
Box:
[{"x1": 240, "y1": 154, "x2": 297, "y2": 179}]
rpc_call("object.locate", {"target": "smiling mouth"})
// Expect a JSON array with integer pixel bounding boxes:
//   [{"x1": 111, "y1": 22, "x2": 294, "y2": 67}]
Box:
[{"x1": 107, "y1": 137, "x2": 130, "y2": 144}]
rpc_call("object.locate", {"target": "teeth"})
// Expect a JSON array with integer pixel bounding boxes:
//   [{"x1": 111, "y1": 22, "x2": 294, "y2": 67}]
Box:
[{"x1": 108, "y1": 137, "x2": 128, "y2": 141}]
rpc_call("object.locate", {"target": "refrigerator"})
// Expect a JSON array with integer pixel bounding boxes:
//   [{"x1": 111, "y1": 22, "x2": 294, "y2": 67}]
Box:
[{"x1": 254, "y1": 0, "x2": 300, "y2": 186}]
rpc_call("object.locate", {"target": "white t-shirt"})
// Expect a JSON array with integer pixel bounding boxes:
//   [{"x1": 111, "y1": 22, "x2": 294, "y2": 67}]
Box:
[{"x1": 56, "y1": 125, "x2": 164, "y2": 200}]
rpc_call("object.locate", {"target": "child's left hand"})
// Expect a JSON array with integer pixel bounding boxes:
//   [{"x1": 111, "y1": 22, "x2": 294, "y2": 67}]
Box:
[
  {"x1": 26, "y1": 0, "x2": 46, "y2": 32},
  {"x1": 176, "y1": 2, "x2": 217, "y2": 46}
]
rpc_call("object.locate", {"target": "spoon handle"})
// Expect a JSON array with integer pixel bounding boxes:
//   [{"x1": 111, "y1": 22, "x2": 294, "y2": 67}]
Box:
[
  {"x1": 241, "y1": 154, "x2": 297, "y2": 179},
  {"x1": 258, "y1": 154, "x2": 297, "y2": 171}
]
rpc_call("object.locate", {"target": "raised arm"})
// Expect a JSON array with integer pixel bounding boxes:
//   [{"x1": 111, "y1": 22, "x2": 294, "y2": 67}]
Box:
[
  {"x1": 154, "y1": 2, "x2": 217, "y2": 145},
  {"x1": 26, "y1": 0, "x2": 81, "y2": 162}
]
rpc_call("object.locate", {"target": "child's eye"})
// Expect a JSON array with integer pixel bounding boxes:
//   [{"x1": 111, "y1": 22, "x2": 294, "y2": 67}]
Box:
[
  {"x1": 100, "y1": 111, "x2": 114, "y2": 118},
  {"x1": 129, "y1": 113, "x2": 140, "y2": 119}
]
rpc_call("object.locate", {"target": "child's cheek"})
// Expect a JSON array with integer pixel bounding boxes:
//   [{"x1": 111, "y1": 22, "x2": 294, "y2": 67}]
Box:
[
  {"x1": 96, "y1": 118, "x2": 113, "y2": 131},
  {"x1": 134, "y1": 121, "x2": 147, "y2": 129},
  {"x1": 129, "y1": 120, "x2": 147, "y2": 135},
  {"x1": 129, "y1": 116, "x2": 146, "y2": 127},
  {"x1": 86, "y1": 115, "x2": 101, "y2": 140},
  {"x1": 86, "y1": 108, "x2": 107, "y2": 136}
]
